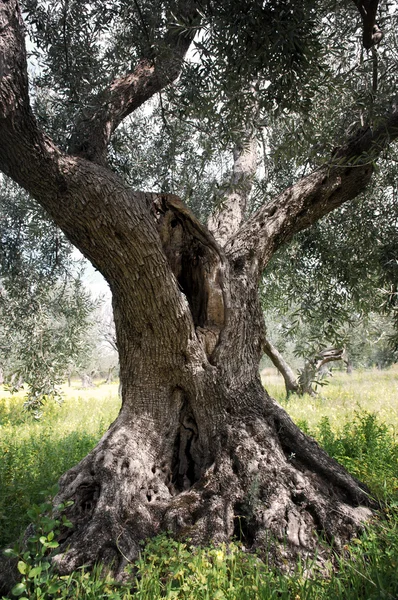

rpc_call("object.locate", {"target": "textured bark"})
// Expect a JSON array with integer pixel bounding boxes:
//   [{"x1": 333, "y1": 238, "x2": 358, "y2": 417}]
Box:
[
  {"x1": 0, "y1": 0, "x2": 395, "y2": 590},
  {"x1": 208, "y1": 136, "x2": 258, "y2": 246}
]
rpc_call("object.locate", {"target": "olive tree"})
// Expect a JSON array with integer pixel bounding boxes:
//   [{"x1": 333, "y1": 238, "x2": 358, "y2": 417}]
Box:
[{"x1": 0, "y1": 0, "x2": 397, "y2": 582}]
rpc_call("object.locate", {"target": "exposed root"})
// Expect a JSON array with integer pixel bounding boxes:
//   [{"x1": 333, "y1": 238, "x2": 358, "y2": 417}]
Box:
[
  {"x1": 43, "y1": 403, "x2": 376, "y2": 579},
  {"x1": 52, "y1": 420, "x2": 174, "y2": 575},
  {"x1": 162, "y1": 414, "x2": 374, "y2": 569}
]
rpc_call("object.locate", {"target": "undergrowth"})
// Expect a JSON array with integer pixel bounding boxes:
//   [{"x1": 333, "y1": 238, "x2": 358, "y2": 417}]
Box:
[
  {"x1": 1, "y1": 376, "x2": 398, "y2": 599},
  {"x1": 0, "y1": 387, "x2": 119, "y2": 547}
]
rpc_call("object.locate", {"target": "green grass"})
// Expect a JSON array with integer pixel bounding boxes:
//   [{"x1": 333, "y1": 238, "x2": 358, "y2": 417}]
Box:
[
  {"x1": 0, "y1": 383, "x2": 120, "y2": 547},
  {"x1": 1, "y1": 373, "x2": 398, "y2": 599},
  {"x1": 263, "y1": 365, "x2": 398, "y2": 430}
]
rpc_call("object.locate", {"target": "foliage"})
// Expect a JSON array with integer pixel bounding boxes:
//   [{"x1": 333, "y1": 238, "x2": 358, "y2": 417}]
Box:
[
  {"x1": 317, "y1": 412, "x2": 398, "y2": 498},
  {"x1": 3, "y1": 490, "x2": 73, "y2": 600},
  {"x1": 254, "y1": 2, "x2": 398, "y2": 375},
  {"x1": 2, "y1": 515, "x2": 398, "y2": 599},
  {"x1": 2, "y1": 490, "x2": 134, "y2": 600},
  {"x1": 0, "y1": 179, "x2": 75, "y2": 282},
  {"x1": 0, "y1": 179, "x2": 97, "y2": 414},
  {"x1": 0, "y1": 280, "x2": 96, "y2": 414},
  {"x1": 261, "y1": 153, "x2": 398, "y2": 375},
  {"x1": 21, "y1": 0, "x2": 331, "y2": 147},
  {"x1": 1, "y1": 375, "x2": 398, "y2": 599},
  {"x1": 19, "y1": 0, "x2": 398, "y2": 206}
]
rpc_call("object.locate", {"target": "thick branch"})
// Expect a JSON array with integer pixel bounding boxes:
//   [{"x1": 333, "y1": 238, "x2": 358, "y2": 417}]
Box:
[
  {"x1": 0, "y1": 1, "x2": 201, "y2": 371},
  {"x1": 316, "y1": 347, "x2": 345, "y2": 370},
  {"x1": 227, "y1": 111, "x2": 398, "y2": 274},
  {"x1": 0, "y1": 0, "x2": 63, "y2": 194},
  {"x1": 208, "y1": 135, "x2": 258, "y2": 246},
  {"x1": 69, "y1": 4, "x2": 200, "y2": 165},
  {"x1": 263, "y1": 336, "x2": 299, "y2": 396}
]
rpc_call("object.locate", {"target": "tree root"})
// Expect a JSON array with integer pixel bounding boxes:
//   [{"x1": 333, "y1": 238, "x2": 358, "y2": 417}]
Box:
[{"x1": 45, "y1": 406, "x2": 375, "y2": 577}]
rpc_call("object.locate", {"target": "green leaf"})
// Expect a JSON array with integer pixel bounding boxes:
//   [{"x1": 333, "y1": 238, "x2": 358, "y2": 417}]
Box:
[
  {"x1": 28, "y1": 566, "x2": 42, "y2": 578},
  {"x1": 17, "y1": 561, "x2": 27, "y2": 575},
  {"x1": 47, "y1": 583, "x2": 62, "y2": 594},
  {"x1": 11, "y1": 582, "x2": 27, "y2": 596}
]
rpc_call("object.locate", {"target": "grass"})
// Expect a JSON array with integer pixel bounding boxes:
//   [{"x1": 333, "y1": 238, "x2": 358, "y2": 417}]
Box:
[
  {"x1": 0, "y1": 383, "x2": 120, "y2": 547},
  {"x1": 1, "y1": 372, "x2": 398, "y2": 599},
  {"x1": 262, "y1": 365, "x2": 398, "y2": 430}
]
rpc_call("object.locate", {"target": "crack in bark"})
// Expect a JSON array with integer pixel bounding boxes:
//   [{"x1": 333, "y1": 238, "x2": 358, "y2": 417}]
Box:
[{"x1": 172, "y1": 400, "x2": 202, "y2": 492}]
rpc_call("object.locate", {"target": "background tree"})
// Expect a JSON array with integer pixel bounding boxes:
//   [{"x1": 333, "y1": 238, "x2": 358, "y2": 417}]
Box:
[
  {"x1": 0, "y1": 0, "x2": 397, "y2": 587},
  {"x1": 0, "y1": 179, "x2": 97, "y2": 414},
  {"x1": 261, "y1": 137, "x2": 398, "y2": 394}
]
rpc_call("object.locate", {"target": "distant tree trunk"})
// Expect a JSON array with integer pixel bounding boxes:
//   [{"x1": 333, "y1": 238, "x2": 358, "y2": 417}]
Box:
[
  {"x1": 263, "y1": 337, "x2": 299, "y2": 396},
  {"x1": 80, "y1": 374, "x2": 94, "y2": 389},
  {"x1": 299, "y1": 348, "x2": 345, "y2": 396},
  {"x1": 104, "y1": 367, "x2": 115, "y2": 384},
  {"x1": 0, "y1": 367, "x2": 3, "y2": 386}
]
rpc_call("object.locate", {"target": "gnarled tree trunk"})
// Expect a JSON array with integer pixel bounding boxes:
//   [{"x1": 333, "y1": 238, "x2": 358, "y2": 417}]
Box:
[
  {"x1": 49, "y1": 209, "x2": 373, "y2": 575},
  {"x1": 298, "y1": 348, "x2": 345, "y2": 396},
  {"x1": 0, "y1": 0, "x2": 396, "y2": 587}
]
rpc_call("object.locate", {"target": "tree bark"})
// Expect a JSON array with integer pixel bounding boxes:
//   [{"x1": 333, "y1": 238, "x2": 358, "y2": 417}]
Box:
[
  {"x1": 0, "y1": 0, "x2": 396, "y2": 589},
  {"x1": 208, "y1": 135, "x2": 258, "y2": 245}
]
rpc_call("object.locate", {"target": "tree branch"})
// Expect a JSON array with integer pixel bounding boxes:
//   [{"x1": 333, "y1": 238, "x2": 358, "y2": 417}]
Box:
[
  {"x1": 352, "y1": 0, "x2": 382, "y2": 50},
  {"x1": 0, "y1": 1, "x2": 198, "y2": 352},
  {"x1": 0, "y1": 0, "x2": 61, "y2": 192},
  {"x1": 226, "y1": 108, "x2": 398, "y2": 275},
  {"x1": 208, "y1": 134, "x2": 258, "y2": 246},
  {"x1": 262, "y1": 336, "x2": 299, "y2": 396},
  {"x1": 69, "y1": 3, "x2": 200, "y2": 165}
]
